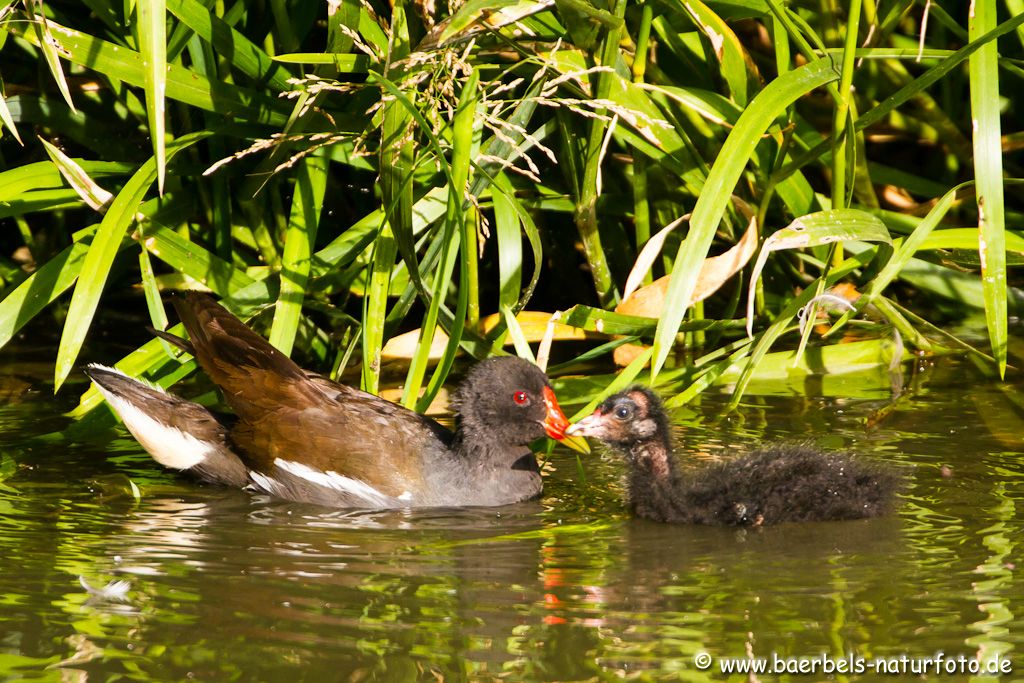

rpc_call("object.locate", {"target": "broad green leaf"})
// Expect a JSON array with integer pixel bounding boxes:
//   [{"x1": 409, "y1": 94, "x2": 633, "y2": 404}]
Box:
[
  {"x1": 493, "y1": 172, "x2": 523, "y2": 312},
  {"x1": 5, "y1": 94, "x2": 140, "y2": 158},
  {"x1": 918, "y1": 229, "x2": 1024, "y2": 255},
  {"x1": 326, "y1": 0, "x2": 359, "y2": 56},
  {"x1": 0, "y1": 189, "x2": 82, "y2": 218},
  {"x1": 562, "y1": 304, "x2": 743, "y2": 337},
  {"x1": 361, "y1": 224, "x2": 398, "y2": 394}
]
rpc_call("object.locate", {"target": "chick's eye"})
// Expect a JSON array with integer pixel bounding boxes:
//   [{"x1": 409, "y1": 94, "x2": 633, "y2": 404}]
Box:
[
  {"x1": 513, "y1": 391, "x2": 530, "y2": 406},
  {"x1": 614, "y1": 405, "x2": 632, "y2": 420}
]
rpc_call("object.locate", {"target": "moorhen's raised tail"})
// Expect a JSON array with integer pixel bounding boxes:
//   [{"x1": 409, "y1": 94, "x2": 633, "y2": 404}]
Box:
[
  {"x1": 86, "y1": 294, "x2": 572, "y2": 508},
  {"x1": 567, "y1": 387, "x2": 900, "y2": 526}
]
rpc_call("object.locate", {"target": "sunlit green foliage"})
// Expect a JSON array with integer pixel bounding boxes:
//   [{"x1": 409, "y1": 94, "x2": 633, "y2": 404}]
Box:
[{"x1": 0, "y1": 0, "x2": 1019, "y2": 412}]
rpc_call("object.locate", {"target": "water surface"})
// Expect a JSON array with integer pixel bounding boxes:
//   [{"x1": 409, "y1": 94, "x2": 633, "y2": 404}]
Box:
[{"x1": 1, "y1": 345, "x2": 1021, "y2": 681}]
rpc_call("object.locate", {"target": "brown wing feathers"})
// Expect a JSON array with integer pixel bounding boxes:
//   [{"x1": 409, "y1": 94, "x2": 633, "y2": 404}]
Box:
[
  {"x1": 169, "y1": 294, "x2": 432, "y2": 497},
  {"x1": 171, "y1": 294, "x2": 320, "y2": 418}
]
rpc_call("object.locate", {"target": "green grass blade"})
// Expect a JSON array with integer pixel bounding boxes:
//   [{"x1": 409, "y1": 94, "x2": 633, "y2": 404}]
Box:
[
  {"x1": 568, "y1": 346, "x2": 653, "y2": 420},
  {"x1": 918, "y1": 228, "x2": 1024, "y2": 254},
  {"x1": 0, "y1": 190, "x2": 82, "y2": 218},
  {"x1": 829, "y1": 0, "x2": 862, "y2": 212},
  {"x1": 140, "y1": 218, "x2": 258, "y2": 294},
  {"x1": 0, "y1": 79, "x2": 23, "y2": 145},
  {"x1": 166, "y1": 0, "x2": 294, "y2": 91},
  {"x1": 38, "y1": 137, "x2": 114, "y2": 211},
  {"x1": 826, "y1": 182, "x2": 974, "y2": 335},
  {"x1": 415, "y1": 69, "x2": 479, "y2": 413},
  {"x1": 493, "y1": 172, "x2": 522, "y2": 311},
  {"x1": 272, "y1": 53, "x2": 370, "y2": 73},
  {"x1": 501, "y1": 304, "x2": 535, "y2": 362},
  {"x1": 54, "y1": 131, "x2": 211, "y2": 390},
  {"x1": 403, "y1": 71, "x2": 479, "y2": 408},
  {"x1": 679, "y1": 0, "x2": 754, "y2": 106},
  {"x1": 28, "y1": 0, "x2": 75, "y2": 112},
  {"x1": 411, "y1": 229, "x2": 468, "y2": 411},
  {"x1": 575, "y1": 0, "x2": 627, "y2": 306},
  {"x1": 746, "y1": 208, "x2": 891, "y2": 337},
  {"x1": 137, "y1": 246, "x2": 171, "y2": 355},
  {"x1": 268, "y1": 153, "x2": 327, "y2": 356},
  {"x1": 650, "y1": 57, "x2": 842, "y2": 379},
  {"x1": 969, "y1": 0, "x2": 1007, "y2": 377},
  {"x1": 491, "y1": 174, "x2": 543, "y2": 314},
  {"x1": 138, "y1": 0, "x2": 167, "y2": 194},
  {"x1": 0, "y1": 193, "x2": 180, "y2": 354},
  {"x1": 0, "y1": 239, "x2": 92, "y2": 351},
  {"x1": 9, "y1": 16, "x2": 292, "y2": 127},
  {"x1": 361, "y1": 222, "x2": 397, "y2": 395},
  {"x1": 775, "y1": 15, "x2": 1024, "y2": 187},
  {"x1": 728, "y1": 249, "x2": 877, "y2": 408},
  {"x1": 0, "y1": 160, "x2": 131, "y2": 202},
  {"x1": 363, "y1": 2, "x2": 412, "y2": 395}
]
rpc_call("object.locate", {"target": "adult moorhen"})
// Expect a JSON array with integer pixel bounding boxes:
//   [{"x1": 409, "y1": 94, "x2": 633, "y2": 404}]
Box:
[
  {"x1": 85, "y1": 294, "x2": 573, "y2": 508},
  {"x1": 567, "y1": 387, "x2": 899, "y2": 526}
]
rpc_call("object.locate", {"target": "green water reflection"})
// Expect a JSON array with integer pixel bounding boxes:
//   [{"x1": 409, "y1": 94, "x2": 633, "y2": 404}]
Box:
[{"x1": 0, "y1": 351, "x2": 1022, "y2": 681}]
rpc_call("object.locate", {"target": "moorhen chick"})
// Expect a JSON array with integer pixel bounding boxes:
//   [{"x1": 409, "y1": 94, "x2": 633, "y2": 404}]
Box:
[
  {"x1": 85, "y1": 294, "x2": 573, "y2": 508},
  {"x1": 567, "y1": 387, "x2": 899, "y2": 526}
]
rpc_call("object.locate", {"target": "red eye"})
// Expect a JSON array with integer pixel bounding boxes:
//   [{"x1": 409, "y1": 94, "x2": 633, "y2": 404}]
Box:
[{"x1": 513, "y1": 390, "x2": 530, "y2": 406}]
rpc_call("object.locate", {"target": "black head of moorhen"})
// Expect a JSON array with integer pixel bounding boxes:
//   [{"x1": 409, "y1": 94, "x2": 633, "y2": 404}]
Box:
[
  {"x1": 85, "y1": 293, "x2": 573, "y2": 509},
  {"x1": 567, "y1": 387, "x2": 900, "y2": 526}
]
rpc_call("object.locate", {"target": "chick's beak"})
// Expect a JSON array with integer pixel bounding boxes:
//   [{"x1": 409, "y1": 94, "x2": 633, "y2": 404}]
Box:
[
  {"x1": 566, "y1": 412, "x2": 604, "y2": 438},
  {"x1": 541, "y1": 386, "x2": 570, "y2": 440}
]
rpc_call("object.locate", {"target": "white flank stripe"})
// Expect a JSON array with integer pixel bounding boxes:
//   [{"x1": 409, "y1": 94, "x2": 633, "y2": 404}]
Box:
[
  {"x1": 274, "y1": 459, "x2": 393, "y2": 506},
  {"x1": 95, "y1": 386, "x2": 212, "y2": 470}
]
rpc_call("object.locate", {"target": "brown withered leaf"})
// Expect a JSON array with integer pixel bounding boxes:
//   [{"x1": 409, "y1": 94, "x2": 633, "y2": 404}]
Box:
[{"x1": 613, "y1": 218, "x2": 758, "y2": 365}]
